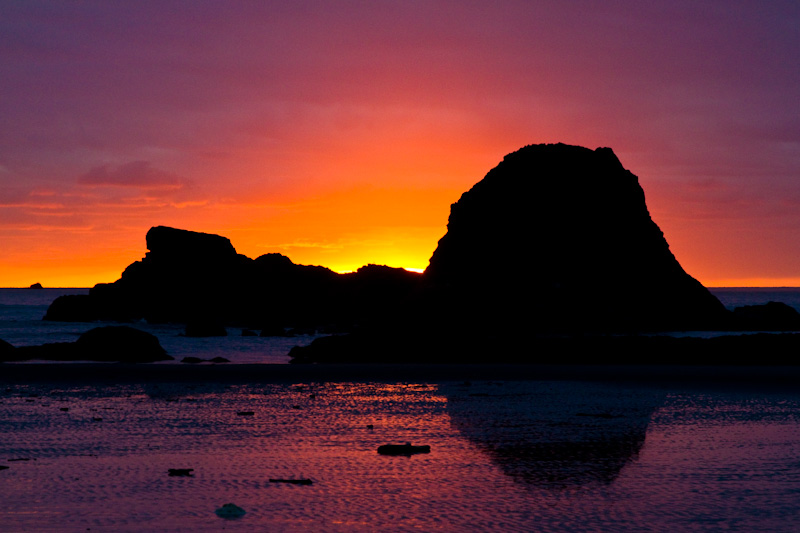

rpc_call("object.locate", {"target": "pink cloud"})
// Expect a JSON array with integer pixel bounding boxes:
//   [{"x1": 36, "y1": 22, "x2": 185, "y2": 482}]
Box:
[{"x1": 78, "y1": 161, "x2": 186, "y2": 190}]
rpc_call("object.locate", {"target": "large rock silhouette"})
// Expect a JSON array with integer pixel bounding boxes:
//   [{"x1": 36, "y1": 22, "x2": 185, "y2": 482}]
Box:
[
  {"x1": 44, "y1": 226, "x2": 421, "y2": 331},
  {"x1": 424, "y1": 143, "x2": 728, "y2": 332}
]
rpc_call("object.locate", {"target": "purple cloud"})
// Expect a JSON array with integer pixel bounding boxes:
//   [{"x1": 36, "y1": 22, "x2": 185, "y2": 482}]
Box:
[{"x1": 78, "y1": 161, "x2": 186, "y2": 190}]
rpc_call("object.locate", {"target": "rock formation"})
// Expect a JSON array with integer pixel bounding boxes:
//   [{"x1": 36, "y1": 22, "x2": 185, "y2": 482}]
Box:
[
  {"x1": 731, "y1": 301, "x2": 800, "y2": 330},
  {"x1": 424, "y1": 143, "x2": 728, "y2": 332},
  {"x1": 3, "y1": 326, "x2": 172, "y2": 363},
  {"x1": 44, "y1": 226, "x2": 422, "y2": 331}
]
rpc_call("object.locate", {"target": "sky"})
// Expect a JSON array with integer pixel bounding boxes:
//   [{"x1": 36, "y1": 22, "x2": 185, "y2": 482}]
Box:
[{"x1": 1, "y1": 1, "x2": 799, "y2": 287}]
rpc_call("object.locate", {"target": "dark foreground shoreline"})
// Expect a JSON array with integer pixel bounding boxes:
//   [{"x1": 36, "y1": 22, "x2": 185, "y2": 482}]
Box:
[{"x1": 3, "y1": 362, "x2": 800, "y2": 386}]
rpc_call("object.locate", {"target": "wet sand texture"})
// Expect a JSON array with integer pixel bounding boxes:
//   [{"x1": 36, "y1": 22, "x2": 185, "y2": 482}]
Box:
[{"x1": 3, "y1": 379, "x2": 800, "y2": 531}]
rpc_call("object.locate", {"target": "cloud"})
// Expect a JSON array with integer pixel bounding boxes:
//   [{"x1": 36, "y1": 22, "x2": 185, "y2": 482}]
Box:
[
  {"x1": 75, "y1": 161, "x2": 208, "y2": 208},
  {"x1": 78, "y1": 161, "x2": 186, "y2": 190}
]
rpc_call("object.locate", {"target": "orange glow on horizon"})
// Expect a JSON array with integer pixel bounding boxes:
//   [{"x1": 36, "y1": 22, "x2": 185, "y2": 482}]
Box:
[
  {"x1": 705, "y1": 279, "x2": 800, "y2": 289},
  {"x1": 4, "y1": 173, "x2": 800, "y2": 289},
  {"x1": 0, "y1": 183, "x2": 462, "y2": 288},
  {"x1": 3, "y1": 140, "x2": 800, "y2": 289}
]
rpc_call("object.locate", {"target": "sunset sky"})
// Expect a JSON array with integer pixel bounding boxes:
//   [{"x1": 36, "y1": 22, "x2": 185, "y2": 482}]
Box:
[{"x1": 1, "y1": 1, "x2": 799, "y2": 287}]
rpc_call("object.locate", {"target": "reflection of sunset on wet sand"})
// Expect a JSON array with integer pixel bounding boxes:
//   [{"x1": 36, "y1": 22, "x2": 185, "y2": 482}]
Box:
[{"x1": 3, "y1": 379, "x2": 800, "y2": 531}]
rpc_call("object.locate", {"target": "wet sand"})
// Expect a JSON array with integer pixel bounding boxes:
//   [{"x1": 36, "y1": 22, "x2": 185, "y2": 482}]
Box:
[
  {"x1": 3, "y1": 375, "x2": 800, "y2": 531},
  {"x1": 3, "y1": 362, "x2": 800, "y2": 385}
]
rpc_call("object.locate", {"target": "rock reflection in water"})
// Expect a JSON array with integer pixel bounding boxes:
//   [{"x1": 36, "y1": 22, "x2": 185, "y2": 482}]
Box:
[{"x1": 442, "y1": 381, "x2": 663, "y2": 489}]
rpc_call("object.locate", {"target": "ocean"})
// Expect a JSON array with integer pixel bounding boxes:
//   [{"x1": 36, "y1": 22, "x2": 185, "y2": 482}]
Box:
[
  {"x1": 4, "y1": 288, "x2": 800, "y2": 531},
  {"x1": 0, "y1": 288, "x2": 318, "y2": 364}
]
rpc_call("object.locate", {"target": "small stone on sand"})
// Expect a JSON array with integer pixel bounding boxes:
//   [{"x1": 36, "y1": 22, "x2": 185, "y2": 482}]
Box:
[
  {"x1": 168, "y1": 468, "x2": 194, "y2": 477},
  {"x1": 215, "y1": 503, "x2": 246, "y2": 519},
  {"x1": 269, "y1": 478, "x2": 313, "y2": 485}
]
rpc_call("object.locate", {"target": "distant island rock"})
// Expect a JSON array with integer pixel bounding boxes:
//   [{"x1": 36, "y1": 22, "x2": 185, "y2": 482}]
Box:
[
  {"x1": 1, "y1": 326, "x2": 172, "y2": 363},
  {"x1": 28, "y1": 283, "x2": 43, "y2": 289}
]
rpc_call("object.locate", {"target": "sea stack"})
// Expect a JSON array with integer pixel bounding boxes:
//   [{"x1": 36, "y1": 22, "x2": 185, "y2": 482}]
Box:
[
  {"x1": 45, "y1": 226, "x2": 251, "y2": 324},
  {"x1": 424, "y1": 143, "x2": 728, "y2": 332},
  {"x1": 43, "y1": 225, "x2": 417, "y2": 329}
]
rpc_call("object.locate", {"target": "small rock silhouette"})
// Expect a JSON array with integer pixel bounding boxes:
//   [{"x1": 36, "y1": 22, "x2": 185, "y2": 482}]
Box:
[
  {"x1": 269, "y1": 478, "x2": 313, "y2": 485},
  {"x1": 215, "y1": 503, "x2": 246, "y2": 519},
  {"x1": 168, "y1": 468, "x2": 194, "y2": 477},
  {"x1": 377, "y1": 443, "x2": 431, "y2": 456}
]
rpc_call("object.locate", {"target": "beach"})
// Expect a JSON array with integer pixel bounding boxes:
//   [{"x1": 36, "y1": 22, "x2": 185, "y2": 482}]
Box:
[{"x1": 4, "y1": 364, "x2": 800, "y2": 531}]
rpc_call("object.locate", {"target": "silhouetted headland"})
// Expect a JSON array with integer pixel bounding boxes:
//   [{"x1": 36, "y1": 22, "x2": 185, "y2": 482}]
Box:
[{"x1": 34, "y1": 143, "x2": 800, "y2": 365}]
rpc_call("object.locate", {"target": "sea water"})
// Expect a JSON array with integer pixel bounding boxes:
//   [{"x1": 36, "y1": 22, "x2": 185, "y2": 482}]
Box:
[
  {"x1": 0, "y1": 289, "x2": 318, "y2": 364},
  {"x1": 2, "y1": 379, "x2": 800, "y2": 531}
]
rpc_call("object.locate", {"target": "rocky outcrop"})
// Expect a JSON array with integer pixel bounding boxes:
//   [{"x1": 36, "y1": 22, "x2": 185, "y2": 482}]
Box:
[
  {"x1": 3, "y1": 326, "x2": 171, "y2": 363},
  {"x1": 102, "y1": 226, "x2": 249, "y2": 324},
  {"x1": 44, "y1": 226, "x2": 423, "y2": 331},
  {"x1": 289, "y1": 330, "x2": 800, "y2": 365},
  {"x1": 44, "y1": 226, "x2": 249, "y2": 324},
  {"x1": 732, "y1": 302, "x2": 800, "y2": 331},
  {"x1": 74, "y1": 326, "x2": 170, "y2": 361},
  {"x1": 44, "y1": 294, "x2": 103, "y2": 322},
  {"x1": 424, "y1": 143, "x2": 728, "y2": 333}
]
